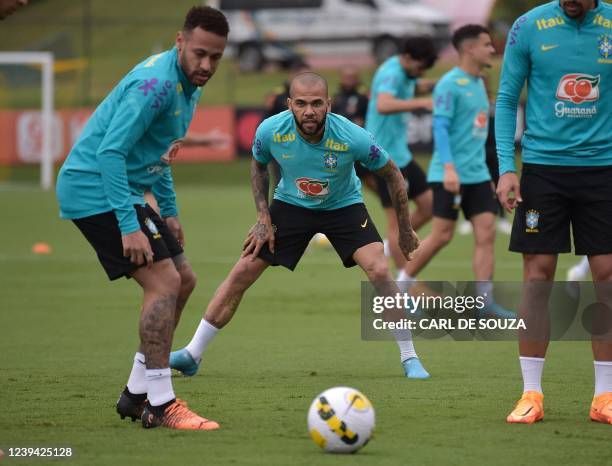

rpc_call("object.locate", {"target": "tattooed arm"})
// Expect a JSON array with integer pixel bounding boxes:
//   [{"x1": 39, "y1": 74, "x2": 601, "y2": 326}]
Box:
[
  {"x1": 242, "y1": 158, "x2": 275, "y2": 260},
  {"x1": 375, "y1": 160, "x2": 419, "y2": 260}
]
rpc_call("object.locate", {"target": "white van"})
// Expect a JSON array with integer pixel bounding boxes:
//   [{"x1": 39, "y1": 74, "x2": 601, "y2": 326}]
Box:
[{"x1": 210, "y1": 0, "x2": 450, "y2": 71}]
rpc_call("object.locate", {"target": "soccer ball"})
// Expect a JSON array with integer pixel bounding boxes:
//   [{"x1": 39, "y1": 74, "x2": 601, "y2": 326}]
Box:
[{"x1": 307, "y1": 387, "x2": 375, "y2": 454}]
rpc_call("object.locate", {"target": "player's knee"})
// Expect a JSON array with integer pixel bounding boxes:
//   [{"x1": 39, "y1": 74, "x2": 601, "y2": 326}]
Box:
[
  {"x1": 434, "y1": 229, "x2": 454, "y2": 247},
  {"x1": 365, "y1": 259, "x2": 390, "y2": 283},
  {"x1": 230, "y1": 259, "x2": 260, "y2": 289},
  {"x1": 180, "y1": 266, "x2": 197, "y2": 294},
  {"x1": 160, "y1": 267, "x2": 182, "y2": 297},
  {"x1": 523, "y1": 256, "x2": 555, "y2": 281}
]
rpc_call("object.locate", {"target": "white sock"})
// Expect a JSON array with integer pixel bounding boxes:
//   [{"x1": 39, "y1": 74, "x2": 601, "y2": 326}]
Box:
[
  {"x1": 577, "y1": 256, "x2": 590, "y2": 275},
  {"x1": 126, "y1": 352, "x2": 147, "y2": 395},
  {"x1": 520, "y1": 356, "x2": 545, "y2": 393},
  {"x1": 396, "y1": 270, "x2": 416, "y2": 293},
  {"x1": 475, "y1": 281, "x2": 494, "y2": 307},
  {"x1": 392, "y1": 328, "x2": 417, "y2": 362},
  {"x1": 185, "y1": 318, "x2": 219, "y2": 361},
  {"x1": 594, "y1": 361, "x2": 612, "y2": 397},
  {"x1": 145, "y1": 368, "x2": 175, "y2": 406}
]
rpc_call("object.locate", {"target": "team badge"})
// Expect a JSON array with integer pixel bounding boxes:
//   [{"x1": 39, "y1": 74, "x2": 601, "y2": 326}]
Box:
[
  {"x1": 525, "y1": 210, "x2": 540, "y2": 233},
  {"x1": 144, "y1": 218, "x2": 161, "y2": 239},
  {"x1": 323, "y1": 152, "x2": 337, "y2": 169},
  {"x1": 598, "y1": 34, "x2": 611, "y2": 60}
]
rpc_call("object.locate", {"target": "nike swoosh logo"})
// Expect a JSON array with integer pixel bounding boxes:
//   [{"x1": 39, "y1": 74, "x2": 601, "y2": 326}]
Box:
[
  {"x1": 541, "y1": 44, "x2": 559, "y2": 52},
  {"x1": 282, "y1": 154, "x2": 293, "y2": 159},
  {"x1": 361, "y1": 219, "x2": 368, "y2": 228}
]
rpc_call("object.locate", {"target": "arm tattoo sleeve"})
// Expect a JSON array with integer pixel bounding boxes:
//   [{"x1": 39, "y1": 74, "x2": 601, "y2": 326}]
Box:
[
  {"x1": 250, "y1": 159, "x2": 270, "y2": 215},
  {"x1": 376, "y1": 161, "x2": 412, "y2": 234}
]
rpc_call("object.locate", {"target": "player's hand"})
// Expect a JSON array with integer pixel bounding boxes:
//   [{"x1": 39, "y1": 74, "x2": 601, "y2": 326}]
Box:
[
  {"x1": 443, "y1": 164, "x2": 460, "y2": 194},
  {"x1": 497, "y1": 172, "x2": 522, "y2": 213},
  {"x1": 122, "y1": 230, "x2": 154, "y2": 268},
  {"x1": 242, "y1": 214, "x2": 275, "y2": 261},
  {"x1": 161, "y1": 140, "x2": 182, "y2": 164},
  {"x1": 398, "y1": 228, "x2": 420, "y2": 261},
  {"x1": 164, "y1": 216, "x2": 184, "y2": 247},
  {"x1": 415, "y1": 97, "x2": 433, "y2": 112}
]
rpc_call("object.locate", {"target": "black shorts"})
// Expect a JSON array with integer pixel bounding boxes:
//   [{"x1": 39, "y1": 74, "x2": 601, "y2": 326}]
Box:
[
  {"x1": 431, "y1": 181, "x2": 498, "y2": 221},
  {"x1": 375, "y1": 160, "x2": 429, "y2": 207},
  {"x1": 510, "y1": 164, "x2": 612, "y2": 255},
  {"x1": 354, "y1": 162, "x2": 371, "y2": 180},
  {"x1": 73, "y1": 204, "x2": 183, "y2": 280},
  {"x1": 257, "y1": 200, "x2": 382, "y2": 270}
]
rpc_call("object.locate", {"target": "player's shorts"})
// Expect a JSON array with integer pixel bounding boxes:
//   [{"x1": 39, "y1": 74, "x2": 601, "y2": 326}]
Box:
[
  {"x1": 257, "y1": 200, "x2": 382, "y2": 270},
  {"x1": 430, "y1": 181, "x2": 498, "y2": 221},
  {"x1": 354, "y1": 162, "x2": 371, "y2": 180},
  {"x1": 73, "y1": 204, "x2": 183, "y2": 280},
  {"x1": 510, "y1": 164, "x2": 612, "y2": 255},
  {"x1": 375, "y1": 160, "x2": 429, "y2": 207}
]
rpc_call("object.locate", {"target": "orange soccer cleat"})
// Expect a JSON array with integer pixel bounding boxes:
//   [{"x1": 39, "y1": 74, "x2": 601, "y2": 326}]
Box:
[
  {"x1": 142, "y1": 399, "x2": 220, "y2": 430},
  {"x1": 506, "y1": 391, "x2": 544, "y2": 424},
  {"x1": 590, "y1": 392, "x2": 612, "y2": 425}
]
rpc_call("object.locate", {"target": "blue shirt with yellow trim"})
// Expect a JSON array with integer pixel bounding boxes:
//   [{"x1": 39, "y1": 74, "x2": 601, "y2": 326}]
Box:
[
  {"x1": 253, "y1": 111, "x2": 389, "y2": 210},
  {"x1": 57, "y1": 47, "x2": 202, "y2": 234},
  {"x1": 496, "y1": 0, "x2": 612, "y2": 174}
]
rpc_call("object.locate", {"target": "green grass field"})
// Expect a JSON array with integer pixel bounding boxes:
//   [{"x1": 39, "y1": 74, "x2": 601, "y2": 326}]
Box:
[{"x1": 0, "y1": 161, "x2": 607, "y2": 466}]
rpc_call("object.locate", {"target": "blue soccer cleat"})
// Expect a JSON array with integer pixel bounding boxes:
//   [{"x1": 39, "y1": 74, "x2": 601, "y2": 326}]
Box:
[
  {"x1": 477, "y1": 302, "x2": 516, "y2": 320},
  {"x1": 402, "y1": 357, "x2": 430, "y2": 379},
  {"x1": 169, "y1": 348, "x2": 200, "y2": 377}
]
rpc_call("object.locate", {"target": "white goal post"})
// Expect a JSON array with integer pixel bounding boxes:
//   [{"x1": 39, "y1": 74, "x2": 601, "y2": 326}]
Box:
[{"x1": 0, "y1": 52, "x2": 54, "y2": 190}]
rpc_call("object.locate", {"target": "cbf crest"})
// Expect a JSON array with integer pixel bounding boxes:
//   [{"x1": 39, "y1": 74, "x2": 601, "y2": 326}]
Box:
[
  {"x1": 145, "y1": 218, "x2": 161, "y2": 239},
  {"x1": 323, "y1": 152, "x2": 338, "y2": 170},
  {"x1": 526, "y1": 210, "x2": 539, "y2": 233},
  {"x1": 598, "y1": 34, "x2": 611, "y2": 60}
]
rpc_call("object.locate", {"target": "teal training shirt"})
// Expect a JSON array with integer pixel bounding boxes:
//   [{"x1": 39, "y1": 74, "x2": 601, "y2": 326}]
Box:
[
  {"x1": 252, "y1": 111, "x2": 389, "y2": 210},
  {"x1": 496, "y1": 0, "x2": 612, "y2": 174},
  {"x1": 56, "y1": 48, "x2": 202, "y2": 234},
  {"x1": 365, "y1": 56, "x2": 417, "y2": 168},
  {"x1": 428, "y1": 67, "x2": 491, "y2": 184}
]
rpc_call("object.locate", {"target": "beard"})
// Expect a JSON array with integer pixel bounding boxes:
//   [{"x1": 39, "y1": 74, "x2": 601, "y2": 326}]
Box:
[
  {"x1": 178, "y1": 52, "x2": 211, "y2": 87},
  {"x1": 562, "y1": 1, "x2": 586, "y2": 18},
  {"x1": 293, "y1": 112, "x2": 327, "y2": 136}
]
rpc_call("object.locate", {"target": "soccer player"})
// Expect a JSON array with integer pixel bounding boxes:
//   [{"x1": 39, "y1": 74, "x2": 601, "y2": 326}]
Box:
[
  {"x1": 496, "y1": 0, "x2": 612, "y2": 424},
  {"x1": 171, "y1": 71, "x2": 431, "y2": 380},
  {"x1": 0, "y1": 0, "x2": 27, "y2": 19},
  {"x1": 365, "y1": 37, "x2": 437, "y2": 280},
  {"x1": 56, "y1": 6, "x2": 229, "y2": 430},
  {"x1": 400, "y1": 25, "x2": 512, "y2": 318}
]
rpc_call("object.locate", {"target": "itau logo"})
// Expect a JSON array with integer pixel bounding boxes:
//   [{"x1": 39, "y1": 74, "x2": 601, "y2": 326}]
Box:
[{"x1": 556, "y1": 74, "x2": 600, "y2": 104}]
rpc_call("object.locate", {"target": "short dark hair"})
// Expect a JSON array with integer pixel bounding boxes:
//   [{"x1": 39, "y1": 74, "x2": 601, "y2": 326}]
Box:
[
  {"x1": 289, "y1": 72, "x2": 328, "y2": 97},
  {"x1": 452, "y1": 24, "x2": 490, "y2": 51},
  {"x1": 400, "y1": 36, "x2": 438, "y2": 69},
  {"x1": 183, "y1": 6, "x2": 230, "y2": 37}
]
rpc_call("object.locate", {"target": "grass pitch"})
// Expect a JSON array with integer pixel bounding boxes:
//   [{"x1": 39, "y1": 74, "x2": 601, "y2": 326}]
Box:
[{"x1": 0, "y1": 161, "x2": 608, "y2": 466}]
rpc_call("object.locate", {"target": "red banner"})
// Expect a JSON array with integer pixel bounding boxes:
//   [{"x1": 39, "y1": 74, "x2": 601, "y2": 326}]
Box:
[{"x1": 0, "y1": 106, "x2": 236, "y2": 165}]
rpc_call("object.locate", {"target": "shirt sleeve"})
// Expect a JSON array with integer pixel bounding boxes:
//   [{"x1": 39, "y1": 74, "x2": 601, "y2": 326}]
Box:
[
  {"x1": 151, "y1": 166, "x2": 178, "y2": 218},
  {"x1": 375, "y1": 69, "x2": 401, "y2": 97},
  {"x1": 433, "y1": 116, "x2": 453, "y2": 164},
  {"x1": 354, "y1": 127, "x2": 389, "y2": 171},
  {"x1": 433, "y1": 79, "x2": 455, "y2": 119},
  {"x1": 96, "y1": 78, "x2": 172, "y2": 234},
  {"x1": 495, "y1": 15, "x2": 530, "y2": 175},
  {"x1": 252, "y1": 119, "x2": 272, "y2": 164}
]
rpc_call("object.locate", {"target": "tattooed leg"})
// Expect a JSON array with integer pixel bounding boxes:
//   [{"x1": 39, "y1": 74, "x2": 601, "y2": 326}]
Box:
[
  {"x1": 131, "y1": 259, "x2": 181, "y2": 369},
  {"x1": 204, "y1": 256, "x2": 269, "y2": 329}
]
